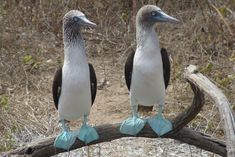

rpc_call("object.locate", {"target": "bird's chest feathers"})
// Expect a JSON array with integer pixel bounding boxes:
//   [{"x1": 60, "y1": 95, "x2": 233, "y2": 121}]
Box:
[
  {"x1": 134, "y1": 36, "x2": 163, "y2": 76},
  {"x1": 131, "y1": 33, "x2": 165, "y2": 105},
  {"x1": 58, "y1": 45, "x2": 91, "y2": 120},
  {"x1": 62, "y1": 45, "x2": 90, "y2": 92},
  {"x1": 63, "y1": 64, "x2": 90, "y2": 91}
]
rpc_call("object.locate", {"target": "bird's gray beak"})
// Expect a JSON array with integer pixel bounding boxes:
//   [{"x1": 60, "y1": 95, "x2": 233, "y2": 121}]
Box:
[
  {"x1": 80, "y1": 16, "x2": 97, "y2": 28},
  {"x1": 155, "y1": 11, "x2": 179, "y2": 23}
]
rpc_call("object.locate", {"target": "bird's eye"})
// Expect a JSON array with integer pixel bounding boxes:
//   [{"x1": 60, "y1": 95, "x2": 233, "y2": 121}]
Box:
[
  {"x1": 73, "y1": 16, "x2": 80, "y2": 22},
  {"x1": 151, "y1": 11, "x2": 157, "y2": 16}
]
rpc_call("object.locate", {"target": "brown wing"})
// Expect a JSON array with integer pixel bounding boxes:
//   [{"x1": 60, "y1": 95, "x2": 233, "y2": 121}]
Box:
[
  {"x1": 161, "y1": 48, "x2": 171, "y2": 88},
  {"x1": 52, "y1": 67, "x2": 62, "y2": 110},
  {"x1": 89, "y1": 63, "x2": 97, "y2": 105},
  {"x1": 124, "y1": 49, "x2": 135, "y2": 91}
]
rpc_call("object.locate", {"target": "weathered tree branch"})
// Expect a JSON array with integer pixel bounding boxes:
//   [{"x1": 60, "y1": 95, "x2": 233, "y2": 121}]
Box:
[
  {"x1": 3, "y1": 64, "x2": 233, "y2": 157},
  {"x1": 185, "y1": 65, "x2": 235, "y2": 157},
  {"x1": 3, "y1": 125, "x2": 226, "y2": 157}
]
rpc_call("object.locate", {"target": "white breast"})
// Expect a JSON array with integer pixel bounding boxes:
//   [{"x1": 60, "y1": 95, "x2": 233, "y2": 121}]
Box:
[
  {"x1": 131, "y1": 31, "x2": 165, "y2": 106},
  {"x1": 58, "y1": 45, "x2": 91, "y2": 121}
]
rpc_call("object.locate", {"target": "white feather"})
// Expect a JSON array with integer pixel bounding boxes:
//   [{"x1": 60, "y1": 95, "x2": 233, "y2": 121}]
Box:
[
  {"x1": 58, "y1": 44, "x2": 91, "y2": 120},
  {"x1": 131, "y1": 29, "x2": 165, "y2": 106}
]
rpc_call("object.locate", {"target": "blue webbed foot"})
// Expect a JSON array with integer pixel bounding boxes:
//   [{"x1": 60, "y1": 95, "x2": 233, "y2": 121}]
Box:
[
  {"x1": 74, "y1": 124, "x2": 99, "y2": 144},
  {"x1": 120, "y1": 116, "x2": 146, "y2": 135},
  {"x1": 54, "y1": 131, "x2": 76, "y2": 150},
  {"x1": 147, "y1": 114, "x2": 172, "y2": 136}
]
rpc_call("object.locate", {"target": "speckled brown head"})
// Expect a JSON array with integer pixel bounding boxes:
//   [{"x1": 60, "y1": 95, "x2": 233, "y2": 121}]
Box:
[
  {"x1": 63, "y1": 10, "x2": 96, "y2": 43},
  {"x1": 136, "y1": 5, "x2": 179, "y2": 28}
]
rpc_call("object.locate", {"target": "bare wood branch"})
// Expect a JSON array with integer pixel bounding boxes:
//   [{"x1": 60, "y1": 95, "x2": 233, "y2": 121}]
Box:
[
  {"x1": 2, "y1": 125, "x2": 226, "y2": 157},
  {"x1": 2, "y1": 64, "x2": 231, "y2": 157},
  {"x1": 184, "y1": 65, "x2": 235, "y2": 157}
]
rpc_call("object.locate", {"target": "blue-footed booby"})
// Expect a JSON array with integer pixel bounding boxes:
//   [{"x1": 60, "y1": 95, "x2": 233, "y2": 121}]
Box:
[
  {"x1": 52, "y1": 10, "x2": 98, "y2": 150},
  {"x1": 120, "y1": 5, "x2": 179, "y2": 136}
]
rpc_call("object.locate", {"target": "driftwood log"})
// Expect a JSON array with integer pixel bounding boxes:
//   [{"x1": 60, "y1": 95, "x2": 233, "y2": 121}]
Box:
[{"x1": 2, "y1": 65, "x2": 234, "y2": 157}]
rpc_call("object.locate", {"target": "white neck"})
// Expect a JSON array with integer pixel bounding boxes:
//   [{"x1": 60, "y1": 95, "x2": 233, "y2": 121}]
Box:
[
  {"x1": 63, "y1": 40, "x2": 88, "y2": 65},
  {"x1": 136, "y1": 26, "x2": 160, "y2": 49},
  {"x1": 136, "y1": 26, "x2": 160, "y2": 56}
]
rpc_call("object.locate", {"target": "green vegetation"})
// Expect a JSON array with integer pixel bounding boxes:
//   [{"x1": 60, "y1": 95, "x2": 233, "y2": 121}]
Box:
[{"x1": 0, "y1": 95, "x2": 8, "y2": 109}]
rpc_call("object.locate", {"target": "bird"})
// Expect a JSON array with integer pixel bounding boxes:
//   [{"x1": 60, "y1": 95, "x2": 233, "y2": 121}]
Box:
[
  {"x1": 125, "y1": 48, "x2": 171, "y2": 113},
  {"x1": 120, "y1": 5, "x2": 179, "y2": 136},
  {"x1": 52, "y1": 10, "x2": 98, "y2": 150}
]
